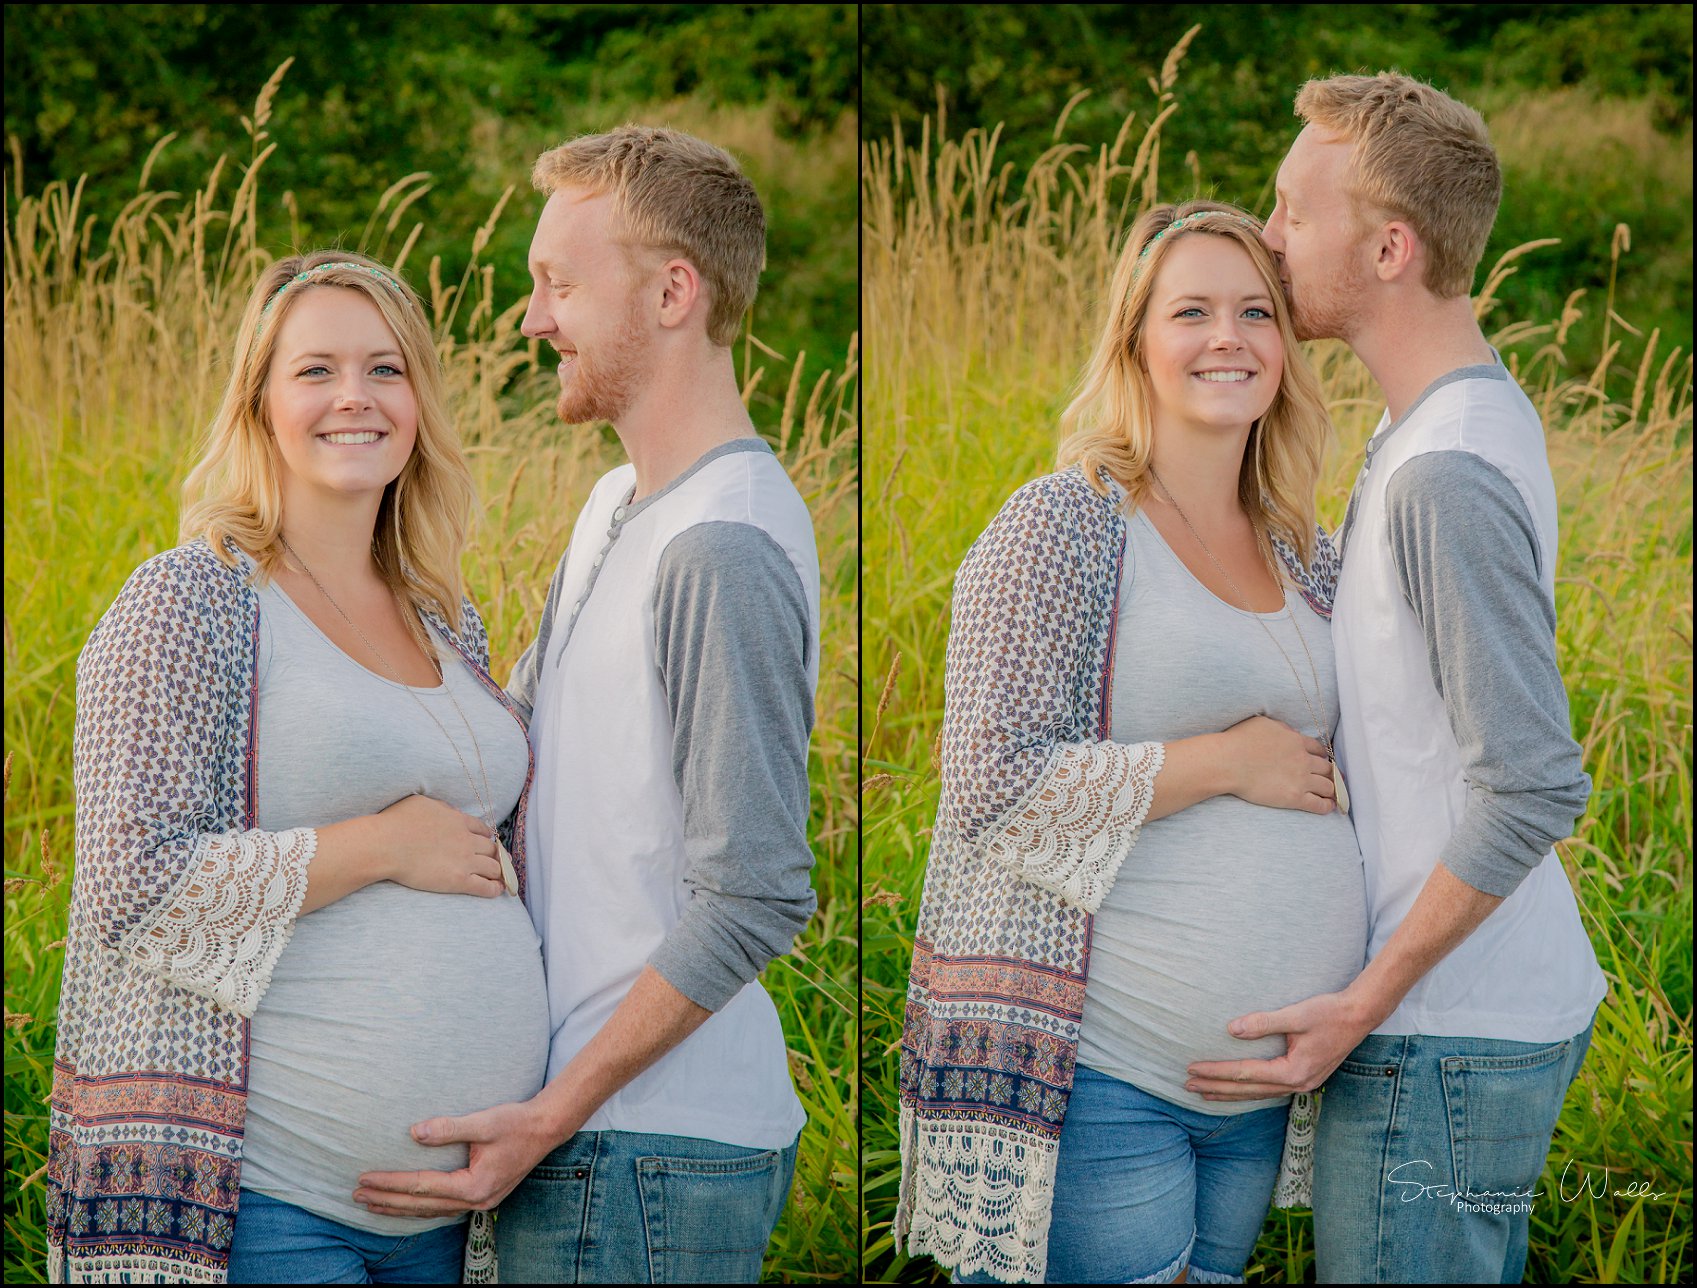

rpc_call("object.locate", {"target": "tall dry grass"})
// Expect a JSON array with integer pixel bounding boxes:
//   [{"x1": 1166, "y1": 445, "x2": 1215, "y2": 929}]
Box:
[
  {"x1": 860, "y1": 51, "x2": 1692, "y2": 1285},
  {"x1": 2, "y1": 68, "x2": 858, "y2": 1283}
]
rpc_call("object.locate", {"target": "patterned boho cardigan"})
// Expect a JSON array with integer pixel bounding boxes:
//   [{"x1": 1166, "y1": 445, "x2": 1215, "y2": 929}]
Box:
[
  {"x1": 895, "y1": 466, "x2": 1340, "y2": 1284},
  {"x1": 46, "y1": 539, "x2": 532, "y2": 1284}
]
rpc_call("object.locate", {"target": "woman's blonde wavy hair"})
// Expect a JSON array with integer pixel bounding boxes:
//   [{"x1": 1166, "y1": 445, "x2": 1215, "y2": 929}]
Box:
[
  {"x1": 180, "y1": 250, "x2": 476, "y2": 637},
  {"x1": 1058, "y1": 200, "x2": 1331, "y2": 566}
]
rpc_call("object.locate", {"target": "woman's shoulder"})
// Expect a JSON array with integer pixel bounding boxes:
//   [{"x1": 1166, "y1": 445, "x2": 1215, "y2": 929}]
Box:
[
  {"x1": 958, "y1": 466, "x2": 1127, "y2": 602},
  {"x1": 105, "y1": 539, "x2": 256, "y2": 618},
  {"x1": 421, "y1": 594, "x2": 490, "y2": 669},
  {"x1": 453, "y1": 595, "x2": 488, "y2": 654},
  {"x1": 81, "y1": 540, "x2": 259, "y2": 680},
  {"x1": 987, "y1": 465, "x2": 1128, "y2": 544},
  {"x1": 1271, "y1": 523, "x2": 1340, "y2": 618}
]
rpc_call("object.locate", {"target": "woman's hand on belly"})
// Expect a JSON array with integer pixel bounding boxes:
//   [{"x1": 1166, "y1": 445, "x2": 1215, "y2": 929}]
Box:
[
  {"x1": 1220, "y1": 715, "x2": 1337, "y2": 814},
  {"x1": 368, "y1": 794, "x2": 508, "y2": 897},
  {"x1": 304, "y1": 795, "x2": 507, "y2": 915}
]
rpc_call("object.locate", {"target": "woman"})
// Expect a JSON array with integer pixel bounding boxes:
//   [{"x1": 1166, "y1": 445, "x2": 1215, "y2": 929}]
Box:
[
  {"x1": 895, "y1": 202, "x2": 1367, "y2": 1284},
  {"x1": 45, "y1": 252, "x2": 549, "y2": 1284}
]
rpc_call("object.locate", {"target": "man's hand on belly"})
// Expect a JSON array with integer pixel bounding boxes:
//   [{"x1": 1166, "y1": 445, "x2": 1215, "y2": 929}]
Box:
[
  {"x1": 1183, "y1": 988, "x2": 1380, "y2": 1100},
  {"x1": 353, "y1": 1098, "x2": 559, "y2": 1216},
  {"x1": 353, "y1": 965, "x2": 713, "y2": 1215},
  {"x1": 1188, "y1": 861, "x2": 1508, "y2": 1098}
]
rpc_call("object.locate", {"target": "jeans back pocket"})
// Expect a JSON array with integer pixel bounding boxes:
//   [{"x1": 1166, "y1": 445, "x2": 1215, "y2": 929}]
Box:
[
  {"x1": 1438, "y1": 1039, "x2": 1572, "y2": 1205},
  {"x1": 635, "y1": 1148, "x2": 787, "y2": 1284}
]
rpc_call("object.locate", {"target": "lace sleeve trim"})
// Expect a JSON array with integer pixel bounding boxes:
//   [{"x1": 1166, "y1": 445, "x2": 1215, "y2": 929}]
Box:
[
  {"x1": 978, "y1": 740, "x2": 1165, "y2": 914},
  {"x1": 897, "y1": 1091, "x2": 1318, "y2": 1283},
  {"x1": 464, "y1": 1210, "x2": 497, "y2": 1283},
  {"x1": 118, "y1": 827, "x2": 317, "y2": 1019},
  {"x1": 1271, "y1": 1090, "x2": 1318, "y2": 1208}
]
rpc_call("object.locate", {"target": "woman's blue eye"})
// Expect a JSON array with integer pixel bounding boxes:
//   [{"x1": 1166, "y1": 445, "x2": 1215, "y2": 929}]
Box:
[
  {"x1": 1174, "y1": 307, "x2": 1273, "y2": 319},
  {"x1": 299, "y1": 363, "x2": 404, "y2": 377}
]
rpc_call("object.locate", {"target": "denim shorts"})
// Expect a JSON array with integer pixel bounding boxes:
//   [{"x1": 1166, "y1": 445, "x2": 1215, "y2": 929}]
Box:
[
  {"x1": 1313, "y1": 1014, "x2": 1595, "y2": 1284},
  {"x1": 494, "y1": 1128, "x2": 799, "y2": 1284},
  {"x1": 226, "y1": 1188, "x2": 465, "y2": 1284},
  {"x1": 957, "y1": 1064, "x2": 1289, "y2": 1284}
]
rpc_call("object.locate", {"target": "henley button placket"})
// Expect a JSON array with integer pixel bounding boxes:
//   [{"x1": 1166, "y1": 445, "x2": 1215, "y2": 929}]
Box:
[{"x1": 555, "y1": 501, "x2": 630, "y2": 667}]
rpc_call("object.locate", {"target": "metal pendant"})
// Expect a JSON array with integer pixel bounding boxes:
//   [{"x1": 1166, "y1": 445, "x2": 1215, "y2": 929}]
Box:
[
  {"x1": 1332, "y1": 760, "x2": 1351, "y2": 816},
  {"x1": 496, "y1": 838, "x2": 519, "y2": 897}
]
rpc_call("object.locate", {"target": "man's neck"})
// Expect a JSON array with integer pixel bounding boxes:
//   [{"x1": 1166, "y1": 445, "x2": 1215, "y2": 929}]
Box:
[
  {"x1": 614, "y1": 345, "x2": 759, "y2": 501},
  {"x1": 1349, "y1": 293, "x2": 1498, "y2": 424}
]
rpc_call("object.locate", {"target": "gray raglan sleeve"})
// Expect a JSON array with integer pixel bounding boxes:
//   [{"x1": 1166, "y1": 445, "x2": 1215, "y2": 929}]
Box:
[
  {"x1": 1385, "y1": 450, "x2": 1591, "y2": 898},
  {"x1": 648, "y1": 520, "x2": 818, "y2": 1012},
  {"x1": 505, "y1": 550, "x2": 571, "y2": 723}
]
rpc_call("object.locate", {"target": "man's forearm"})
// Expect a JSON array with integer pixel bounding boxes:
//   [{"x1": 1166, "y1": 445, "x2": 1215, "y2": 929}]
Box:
[
  {"x1": 1345, "y1": 860, "x2": 1506, "y2": 1027},
  {"x1": 533, "y1": 965, "x2": 713, "y2": 1145}
]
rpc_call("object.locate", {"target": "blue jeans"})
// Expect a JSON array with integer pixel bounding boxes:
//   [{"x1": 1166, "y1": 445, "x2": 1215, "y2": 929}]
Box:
[
  {"x1": 1313, "y1": 1015, "x2": 1595, "y2": 1283},
  {"x1": 494, "y1": 1129, "x2": 799, "y2": 1283},
  {"x1": 959, "y1": 1065, "x2": 1290, "y2": 1284},
  {"x1": 227, "y1": 1189, "x2": 464, "y2": 1284}
]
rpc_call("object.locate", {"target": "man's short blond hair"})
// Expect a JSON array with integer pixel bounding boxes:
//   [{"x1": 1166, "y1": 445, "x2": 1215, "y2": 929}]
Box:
[
  {"x1": 532, "y1": 125, "x2": 765, "y2": 346},
  {"x1": 1295, "y1": 73, "x2": 1501, "y2": 299}
]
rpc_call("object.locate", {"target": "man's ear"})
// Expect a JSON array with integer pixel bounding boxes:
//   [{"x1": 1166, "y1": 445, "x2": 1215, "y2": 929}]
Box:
[
  {"x1": 656, "y1": 258, "x2": 705, "y2": 331},
  {"x1": 1374, "y1": 220, "x2": 1422, "y2": 285}
]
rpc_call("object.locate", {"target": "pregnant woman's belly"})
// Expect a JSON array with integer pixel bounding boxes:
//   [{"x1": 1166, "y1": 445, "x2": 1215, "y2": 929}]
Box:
[
  {"x1": 1077, "y1": 797, "x2": 1367, "y2": 1114},
  {"x1": 241, "y1": 883, "x2": 550, "y2": 1233}
]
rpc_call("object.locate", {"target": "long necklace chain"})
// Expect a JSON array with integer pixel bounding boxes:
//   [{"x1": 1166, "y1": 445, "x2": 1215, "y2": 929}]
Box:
[
  {"x1": 1147, "y1": 468, "x2": 1337, "y2": 763},
  {"x1": 278, "y1": 535, "x2": 516, "y2": 887}
]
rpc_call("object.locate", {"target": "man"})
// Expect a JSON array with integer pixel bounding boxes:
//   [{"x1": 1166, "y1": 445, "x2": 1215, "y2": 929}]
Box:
[
  {"x1": 356, "y1": 125, "x2": 820, "y2": 1284},
  {"x1": 1185, "y1": 74, "x2": 1605, "y2": 1283}
]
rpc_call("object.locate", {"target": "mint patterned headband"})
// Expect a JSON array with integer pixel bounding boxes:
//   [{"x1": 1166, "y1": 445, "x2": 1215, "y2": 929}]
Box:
[
  {"x1": 255, "y1": 261, "x2": 408, "y2": 339},
  {"x1": 1134, "y1": 211, "x2": 1262, "y2": 275}
]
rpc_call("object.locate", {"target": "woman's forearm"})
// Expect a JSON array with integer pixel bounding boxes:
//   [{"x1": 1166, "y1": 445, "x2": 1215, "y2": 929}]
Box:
[
  {"x1": 298, "y1": 815, "x2": 392, "y2": 915},
  {"x1": 1145, "y1": 733, "x2": 1234, "y2": 822},
  {"x1": 1148, "y1": 716, "x2": 1335, "y2": 820}
]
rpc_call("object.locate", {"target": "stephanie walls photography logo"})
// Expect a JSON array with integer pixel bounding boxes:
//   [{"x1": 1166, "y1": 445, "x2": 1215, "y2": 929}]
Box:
[{"x1": 1386, "y1": 1158, "x2": 1673, "y2": 1216}]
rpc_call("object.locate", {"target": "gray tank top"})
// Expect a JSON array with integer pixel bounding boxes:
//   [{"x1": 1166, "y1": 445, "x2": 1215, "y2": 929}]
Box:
[
  {"x1": 1076, "y1": 510, "x2": 1367, "y2": 1113},
  {"x1": 241, "y1": 579, "x2": 550, "y2": 1233}
]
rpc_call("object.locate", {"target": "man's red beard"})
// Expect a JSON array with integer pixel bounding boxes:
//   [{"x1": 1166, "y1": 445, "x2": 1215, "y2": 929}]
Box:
[
  {"x1": 1284, "y1": 240, "x2": 1370, "y2": 344},
  {"x1": 556, "y1": 299, "x2": 652, "y2": 425}
]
